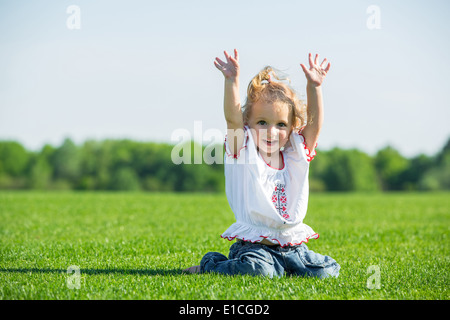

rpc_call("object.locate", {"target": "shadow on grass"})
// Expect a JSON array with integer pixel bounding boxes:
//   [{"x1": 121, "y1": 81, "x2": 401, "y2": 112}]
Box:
[{"x1": 0, "y1": 268, "x2": 186, "y2": 276}]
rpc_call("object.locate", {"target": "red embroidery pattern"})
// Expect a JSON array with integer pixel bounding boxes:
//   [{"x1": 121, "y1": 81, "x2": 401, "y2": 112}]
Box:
[
  {"x1": 297, "y1": 131, "x2": 317, "y2": 162},
  {"x1": 271, "y1": 183, "x2": 289, "y2": 220}
]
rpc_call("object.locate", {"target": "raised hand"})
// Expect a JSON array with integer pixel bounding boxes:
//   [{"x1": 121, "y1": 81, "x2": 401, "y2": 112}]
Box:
[
  {"x1": 300, "y1": 53, "x2": 331, "y2": 87},
  {"x1": 214, "y1": 49, "x2": 240, "y2": 80}
]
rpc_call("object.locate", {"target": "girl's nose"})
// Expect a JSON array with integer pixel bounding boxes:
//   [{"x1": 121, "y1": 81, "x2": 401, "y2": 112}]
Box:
[{"x1": 269, "y1": 125, "x2": 278, "y2": 138}]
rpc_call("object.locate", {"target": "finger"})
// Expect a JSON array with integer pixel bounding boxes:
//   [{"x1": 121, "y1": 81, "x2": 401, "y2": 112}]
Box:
[
  {"x1": 224, "y1": 50, "x2": 231, "y2": 62},
  {"x1": 229, "y1": 56, "x2": 239, "y2": 67},
  {"x1": 324, "y1": 62, "x2": 331, "y2": 73},
  {"x1": 320, "y1": 58, "x2": 328, "y2": 69},
  {"x1": 214, "y1": 61, "x2": 226, "y2": 73},
  {"x1": 300, "y1": 63, "x2": 309, "y2": 74},
  {"x1": 214, "y1": 60, "x2": 223, "y2": 70},
  {"x1": 308, "y1": 53, "x2": 314, "y2": 68},
  {"x1": 215, "y1": 57, "x2": 226, "y2": 67},
  {"x1": 314, "y1": 54, "x2": 319, "y2": 65},
  {"x1": 234, "y1": 48, "x2": 239, "y2": 61}
]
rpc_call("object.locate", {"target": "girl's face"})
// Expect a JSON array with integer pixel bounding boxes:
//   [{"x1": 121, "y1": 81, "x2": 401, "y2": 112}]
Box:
[{"x1": 247, "y1": 100, "x2": 293, "y2": 156}]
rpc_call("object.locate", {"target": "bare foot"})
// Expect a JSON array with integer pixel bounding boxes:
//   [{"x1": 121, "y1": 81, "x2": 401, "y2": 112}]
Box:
[{"x1": 182, "y1": 265, "x2": 201, "y2": 274}]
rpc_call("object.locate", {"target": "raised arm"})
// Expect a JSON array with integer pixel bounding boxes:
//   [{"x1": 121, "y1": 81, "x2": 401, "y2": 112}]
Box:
[
  {"x1": 299, "y1": 53, "x2": 331, "y2": 153},
  {"x1": 214, "y1": 49, "x2": 245, "y2": 156}
]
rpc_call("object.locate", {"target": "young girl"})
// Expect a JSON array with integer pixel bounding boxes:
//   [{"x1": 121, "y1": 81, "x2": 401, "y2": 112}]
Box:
[{"x1": 184, "y1": 49, "x2": 340, "y2": 278}]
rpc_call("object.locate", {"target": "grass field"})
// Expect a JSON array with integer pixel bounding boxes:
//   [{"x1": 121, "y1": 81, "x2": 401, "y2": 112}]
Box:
[{"x1": 0, "y1": 191, "x2": 448, "y2": 300}]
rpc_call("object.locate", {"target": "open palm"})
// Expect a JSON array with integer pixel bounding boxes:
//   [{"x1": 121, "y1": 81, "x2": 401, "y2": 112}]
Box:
[
  {"x1": 300, "y1": 53, "x2": 331, "y2": 87},
  {"x1": 214, "y1": 49, "x2": 240, "y2": 79}
]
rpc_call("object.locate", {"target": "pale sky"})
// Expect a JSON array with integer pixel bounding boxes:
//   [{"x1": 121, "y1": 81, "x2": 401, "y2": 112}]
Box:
[{"x1": 1, "y1": 0, "x2": 449, "y2": 157}]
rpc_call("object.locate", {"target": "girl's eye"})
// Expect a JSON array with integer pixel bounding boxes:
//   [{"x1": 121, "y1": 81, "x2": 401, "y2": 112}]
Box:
[
  {"x1": 257, "y1": 120, "x2": 266, "y2": 125},
  {"x1": 277, "y1": 123, "x2": 286, "y2": 127}
]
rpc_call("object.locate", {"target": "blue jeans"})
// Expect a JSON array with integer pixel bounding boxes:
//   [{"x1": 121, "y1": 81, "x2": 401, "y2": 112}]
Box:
[{"x1": 200, "y1": 241, "x2": 340, "y2": 278}]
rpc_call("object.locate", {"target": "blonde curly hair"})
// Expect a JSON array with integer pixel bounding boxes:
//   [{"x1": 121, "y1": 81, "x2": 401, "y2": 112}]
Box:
[{"x1": 242, "y1": 66, "x2": 306, "y2": 130}]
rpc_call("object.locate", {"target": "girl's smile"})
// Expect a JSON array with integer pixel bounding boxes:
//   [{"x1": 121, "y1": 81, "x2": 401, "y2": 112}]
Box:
[
  {"x1": 263, "y1": 139, "x2": 277, "y2": 146},
  {"x1": 262, "y1": 138, "x2": 279, "y2": 151}
]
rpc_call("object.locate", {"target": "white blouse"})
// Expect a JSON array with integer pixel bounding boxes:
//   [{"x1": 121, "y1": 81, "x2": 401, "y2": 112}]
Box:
[{"x1": 221, "y1": 126, "x2": 319, "y2": 247}]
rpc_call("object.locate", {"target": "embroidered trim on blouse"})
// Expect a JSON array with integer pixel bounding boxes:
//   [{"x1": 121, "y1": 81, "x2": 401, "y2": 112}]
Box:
[
  {"x1": 298, "y1": 131, "x2": 318, "y2": 162},
  {"x1": 259, "y1": 150, "x2": 285, "y2": 170},
  {"x1": 224, "y1": 130, "x2": 249, "y2": 159},
  {"x1": 220, "y1": 233, "x2": 320, "y2": 248},
  {"x1": 271, "y1": 183, "x2": 290, "y2": 220}
]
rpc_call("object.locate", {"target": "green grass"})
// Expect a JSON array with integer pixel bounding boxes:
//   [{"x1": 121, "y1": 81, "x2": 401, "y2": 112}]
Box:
[{"x1": 0, "y1": 191, "x2": 448, "y2": 299}]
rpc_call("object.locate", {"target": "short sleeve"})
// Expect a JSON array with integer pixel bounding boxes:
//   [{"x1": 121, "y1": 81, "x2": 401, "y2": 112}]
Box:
[
  {"x1": 224, "y1": 127, "x2": 249, "y2": 159},
  {"x1": 288, "y1": 131, "x2": 317, "y2": 162},
  {"x1": 298, "y1": 133, "x2": 317, "y2": 162}
]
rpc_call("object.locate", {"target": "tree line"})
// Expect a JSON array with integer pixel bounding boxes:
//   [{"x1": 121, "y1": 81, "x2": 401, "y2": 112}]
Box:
[{"x1": 0, "y1": 137, "x2": 449, "y2": 192}]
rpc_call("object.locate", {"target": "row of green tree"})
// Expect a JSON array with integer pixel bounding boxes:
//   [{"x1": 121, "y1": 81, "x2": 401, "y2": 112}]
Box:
[{"x1": 0, "y1": 137, "x2": 449, "y2": 192}]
